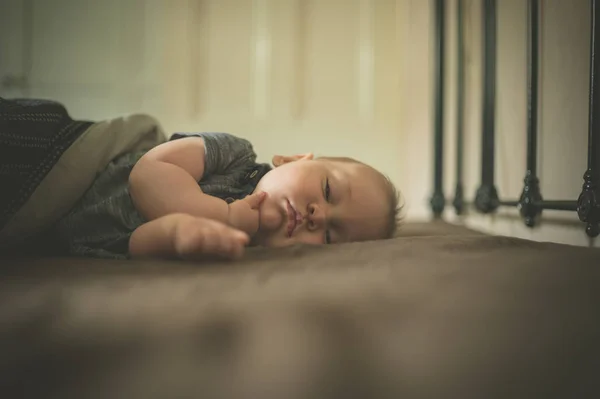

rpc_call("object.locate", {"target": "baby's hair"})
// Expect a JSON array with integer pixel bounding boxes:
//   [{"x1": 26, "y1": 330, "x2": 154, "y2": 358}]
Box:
[{"x1": 318, "y1": 156, "x2": 404, "y2": 239}]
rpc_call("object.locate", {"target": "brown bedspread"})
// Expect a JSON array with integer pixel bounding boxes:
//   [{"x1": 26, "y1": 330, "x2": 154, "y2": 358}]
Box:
[{"x1": 1, "y1": 222, "x2": 599, "y2": 399}]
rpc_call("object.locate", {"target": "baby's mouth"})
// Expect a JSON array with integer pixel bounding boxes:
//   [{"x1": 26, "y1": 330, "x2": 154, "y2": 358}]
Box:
[{"x1": 286, "y1": 200, "x2": 302, "y2": 237}]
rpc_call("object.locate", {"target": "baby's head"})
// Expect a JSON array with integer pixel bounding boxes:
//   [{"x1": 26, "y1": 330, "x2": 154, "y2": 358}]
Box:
[{"x1": 251, "y1": 153, "x2": 402, "y2": 247}]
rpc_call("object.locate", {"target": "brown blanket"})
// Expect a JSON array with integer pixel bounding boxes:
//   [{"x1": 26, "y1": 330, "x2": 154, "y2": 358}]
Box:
[{"x1": 1, "y1": 222, "x2": 599, "y2": 398}]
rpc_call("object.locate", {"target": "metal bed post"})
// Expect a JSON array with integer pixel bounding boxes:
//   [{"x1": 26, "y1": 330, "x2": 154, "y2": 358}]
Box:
[
  {"x1": 474, "y1": 0, "x2": 500, "y2": 213},
  {"x1": 447, "y1": 0, "x2": 598, "y2": 239},
  {"x1": 431, "y1": 0, "x2": 446, "y2": 218},
  {"x1": 452, "y1": 0, "x2": 465, "y2": 215},
  {"x1": 577, "y1": 0, "x2": 600, "y2": 238},
  {"x1": 499, "y1": 0, "x2": 581, "y2": 218},
  {"x1": 517, "y1": 0, "x2": 543, "y2": 227}
]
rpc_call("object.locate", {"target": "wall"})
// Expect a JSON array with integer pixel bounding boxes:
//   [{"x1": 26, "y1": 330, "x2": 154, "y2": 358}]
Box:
[
  {"x1": 399, "y1": 0, "x2": 598, "y2": 248},
  {"x1": 157, "y1": 0, "x2": 406, "y2": 185}
]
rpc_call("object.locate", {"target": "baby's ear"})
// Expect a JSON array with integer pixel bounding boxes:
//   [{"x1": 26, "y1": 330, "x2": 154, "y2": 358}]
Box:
[{"x1": 272, "y1": 153, "x2": 313, "y2": 167}]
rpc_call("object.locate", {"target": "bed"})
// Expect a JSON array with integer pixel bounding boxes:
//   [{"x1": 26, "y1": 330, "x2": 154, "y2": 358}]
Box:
[
  {"x1": 1, "y1": 0, "x2": 600, "y2": 398},
  {"x1": 1, "y1": 224, "x2": 600, "y2": 398}
]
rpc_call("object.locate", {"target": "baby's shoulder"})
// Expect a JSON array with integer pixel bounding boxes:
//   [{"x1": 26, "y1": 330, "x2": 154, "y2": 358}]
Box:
[
  {"x1": 170, "y1": 132, "x2": 254, "y2": 149},
  {"x1": 169, "y1": 132, "x2": 258, "y2": 175}
]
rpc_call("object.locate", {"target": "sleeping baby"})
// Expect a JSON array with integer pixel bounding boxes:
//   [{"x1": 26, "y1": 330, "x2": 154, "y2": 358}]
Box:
[
  {"x1": 55, "y1": 132, "x2": 402, "y2": 260},
  {"x1": 0, "y1": 97, "x2": 402, "y2": 260}
]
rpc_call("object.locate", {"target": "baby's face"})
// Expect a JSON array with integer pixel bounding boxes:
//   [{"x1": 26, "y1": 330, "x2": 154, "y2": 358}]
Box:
[{"x1": 251, "y1": 157, "x2": 390, "y2": 248}]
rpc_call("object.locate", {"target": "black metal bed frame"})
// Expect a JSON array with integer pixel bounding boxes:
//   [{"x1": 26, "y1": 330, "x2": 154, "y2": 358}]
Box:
[{"x1": 430, "y1": 0, "x2": 600, "y2": 238}]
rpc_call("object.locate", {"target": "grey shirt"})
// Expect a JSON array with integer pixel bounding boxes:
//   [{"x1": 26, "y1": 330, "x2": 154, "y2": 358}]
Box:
[{"x1": 53, "y1": 132, "x2": 271, "y2": 259}]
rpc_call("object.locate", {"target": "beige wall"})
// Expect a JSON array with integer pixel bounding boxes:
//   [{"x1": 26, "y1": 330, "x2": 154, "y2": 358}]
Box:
[
  {"x1": 159, "y1": 0, "x2": 406, "y2": 180},
  {"x1": 1, "y1": 0, "x2": 596, "y2": 247}
]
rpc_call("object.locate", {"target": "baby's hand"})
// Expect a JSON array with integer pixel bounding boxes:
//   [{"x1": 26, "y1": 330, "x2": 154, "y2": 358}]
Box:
[
  {"x1": 173, "y1": 214, "x2": 250, "y2": 260},
  {"x1": 227, "y1": 191, "x2": 266, "y2": 236}
]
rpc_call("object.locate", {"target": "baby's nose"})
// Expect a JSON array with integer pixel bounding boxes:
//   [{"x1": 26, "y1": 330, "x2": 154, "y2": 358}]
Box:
[{"x1": 308, "y1": 203, "x2": 326, "y2": 225}]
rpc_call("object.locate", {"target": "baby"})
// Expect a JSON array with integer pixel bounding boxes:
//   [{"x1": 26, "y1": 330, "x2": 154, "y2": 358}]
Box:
[{"x1": 53, "y1": 132, "x2": 402, "y2": 260}]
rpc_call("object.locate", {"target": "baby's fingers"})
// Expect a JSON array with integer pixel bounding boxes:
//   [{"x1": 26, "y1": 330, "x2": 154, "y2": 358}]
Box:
[
  {"x1": 202, "y1": 224, "x2": 248, "y2": 259},
  {"x1": 245, "y1": 191, "x2": 267, "y2": 209},
  {"x1": 218, "y1": 228, "x2": 250, "y2": 259},
  {"x1": 176, "y1": 218, "x2": 249, "y2": 261}
]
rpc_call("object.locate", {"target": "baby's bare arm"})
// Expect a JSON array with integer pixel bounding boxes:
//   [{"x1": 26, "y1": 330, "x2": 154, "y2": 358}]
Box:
[
  {"x1": 129, "y1": 213, "x2": 249, "y2": 260},
  {"x1": 129, "y1": 137, "x2": 230, "y2": 223}
]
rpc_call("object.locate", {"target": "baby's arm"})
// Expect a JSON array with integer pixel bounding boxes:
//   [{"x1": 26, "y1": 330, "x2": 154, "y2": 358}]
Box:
[
  {"x1": 128, "y1": 137, "x2": 264, "y2": 259},
  {"x1": 129, "y1": 137, "x2": 230, "y2": 223},
  {"x1": 129, "y1": 213, "x2": 249, "y2": 260}
]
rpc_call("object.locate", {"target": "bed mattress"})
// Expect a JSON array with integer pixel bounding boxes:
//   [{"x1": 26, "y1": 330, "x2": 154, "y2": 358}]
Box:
[{"x1": 1, "y1": 221, "x2": 599, "y2": 398}]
